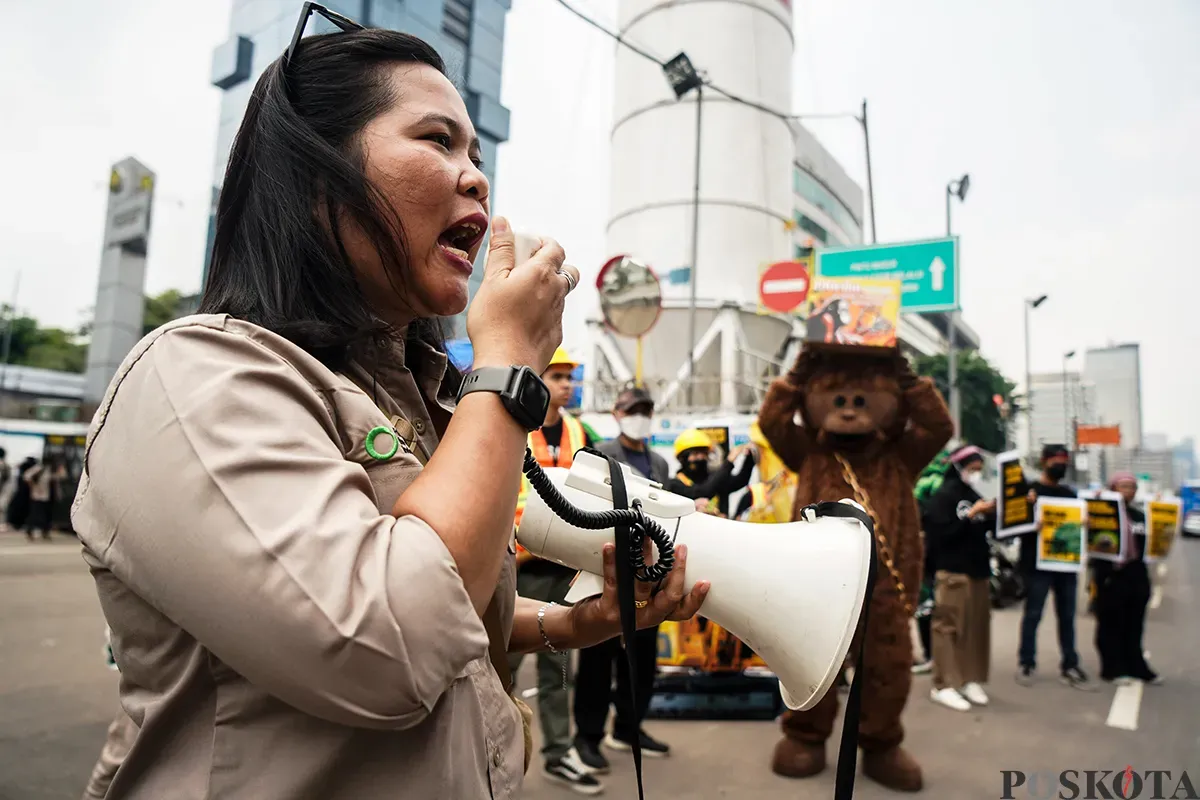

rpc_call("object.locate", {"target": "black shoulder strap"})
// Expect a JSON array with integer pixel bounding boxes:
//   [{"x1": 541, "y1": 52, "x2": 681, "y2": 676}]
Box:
[
  {"x1": 805, "y1": 501, "x2": 878, "y2": 800},
  {"x1": 602, "y1": 453, "x2": 646, "y2": 800}
]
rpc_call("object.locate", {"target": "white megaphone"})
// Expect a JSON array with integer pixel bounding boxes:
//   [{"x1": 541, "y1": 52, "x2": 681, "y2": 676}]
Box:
[{"x1": 517, "y1": 450, "x2": 873, "y2": 712}]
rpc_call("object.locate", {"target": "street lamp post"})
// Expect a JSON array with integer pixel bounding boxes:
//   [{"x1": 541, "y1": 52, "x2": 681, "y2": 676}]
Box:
[
  {"x1": 944, "y1": 174, "x2": 969, "y2": 439},
  {"x1": 662, "y1": 52, "x2": 705, "y2": 408},
  {"x1": 1063, "y1": 349, "x2": 1076, "y2": 479},
  {"x1": 1023, "y1": 294, "x2": 1048, "y2": 460}
]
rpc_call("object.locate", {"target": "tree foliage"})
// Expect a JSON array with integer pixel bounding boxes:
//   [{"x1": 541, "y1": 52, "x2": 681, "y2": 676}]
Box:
[
  {"x1": 1, "y1": 289, "x2": 185, "y2": 374},
  {"x1": 913, "y1": 349, "x2": 1017, "y2": 454}
]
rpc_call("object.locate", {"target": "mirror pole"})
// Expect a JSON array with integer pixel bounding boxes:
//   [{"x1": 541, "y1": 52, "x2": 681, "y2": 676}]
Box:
[{"x1": 635, "y1": 336, "x2": 644, "y2": 387}]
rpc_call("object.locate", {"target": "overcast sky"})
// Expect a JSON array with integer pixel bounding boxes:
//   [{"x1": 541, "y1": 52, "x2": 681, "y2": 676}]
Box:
[{"x1": 1, "y1": 0, "x2": 1196, "y2": 449}]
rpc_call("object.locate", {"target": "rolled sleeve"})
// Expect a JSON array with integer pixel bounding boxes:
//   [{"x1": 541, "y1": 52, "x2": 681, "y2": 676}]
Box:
[{"x1": 74, "y1": 323, "x2": 488, "y2": 730}]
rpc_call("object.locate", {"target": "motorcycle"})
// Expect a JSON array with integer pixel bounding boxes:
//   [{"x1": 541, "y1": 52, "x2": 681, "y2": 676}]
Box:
[{"x1": 988, "y1": 535, "x2": 1025, "y2": 608}]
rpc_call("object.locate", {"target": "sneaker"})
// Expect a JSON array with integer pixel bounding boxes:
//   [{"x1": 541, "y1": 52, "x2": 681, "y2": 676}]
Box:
[
  {"x1": 1133, "y1": 669, "x2": 1163, "y2": 686},
  {"x1": 573, "y1": 738, "x2": 610, "y2": 774},
  {"x1": 911, "y1": 659, "x2": 933, "y2": 675},
  {"x1": 961, "y1": 682, "x2": 989, "y2": 706},
  {"x1": 1061, "y1": 667, "x2": 1096, "y2": 691},
  {"x1": 1016, "y1": 665, "x2": 1036, "y2": 686},
  {"x1": 604, "y1": 729, "x2": 670, "y2": 758},
  {"x1": 930, "y1": 687, "x2": 971, "y2": 711},
  {"x1": 543, "y1": 750, "x2": 604, "y2": 795}
]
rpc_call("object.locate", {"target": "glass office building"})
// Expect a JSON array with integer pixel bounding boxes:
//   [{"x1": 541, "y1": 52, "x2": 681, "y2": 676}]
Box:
[{"x1": 206, "y1": 0, "x2": 512, "y2": 337}]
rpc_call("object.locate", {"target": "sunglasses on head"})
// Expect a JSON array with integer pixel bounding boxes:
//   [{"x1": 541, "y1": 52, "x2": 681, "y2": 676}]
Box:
[{"x1": 282, "y1": 2, "x2": 365, "y2": 76}]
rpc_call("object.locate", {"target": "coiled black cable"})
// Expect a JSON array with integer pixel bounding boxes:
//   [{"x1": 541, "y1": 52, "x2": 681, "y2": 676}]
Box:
[{"x1": 522, "y1": 446, "x2": 675, "y2": 582}]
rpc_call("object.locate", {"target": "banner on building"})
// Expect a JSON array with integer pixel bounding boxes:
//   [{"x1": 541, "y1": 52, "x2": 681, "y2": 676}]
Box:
[
  {"x1": 1145, "y1": 498, "x2": 1181, "y2": 562},
  {"x1": 803, "y1": 276, "x2": 901, "y2": 349},
  {"x1": 1079, "y1": 490, "x2": 1128, "y2": 562},
  {"x1": 1075, "y1": 424, "x2": 1121, "y2": 447},
  {"x1": 1034, "y1": 497, "x2": 1086, "y2": 573},
  {"x1": 995, "y1": 450, "x2": 1036, "y2": 537}
]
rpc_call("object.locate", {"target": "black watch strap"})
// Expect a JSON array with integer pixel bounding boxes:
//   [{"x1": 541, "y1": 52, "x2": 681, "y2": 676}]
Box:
[
  {"x1": 458, "y1": 366, "x2": 519, "y2": 397},
  {"x1": 457, "y1": 366, "x2": 548, "y2": 431}
]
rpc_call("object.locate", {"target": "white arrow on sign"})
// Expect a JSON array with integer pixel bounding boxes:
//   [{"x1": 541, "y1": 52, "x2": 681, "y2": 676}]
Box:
[{"x1": 929, "y1": 256, "x2": 946, "y2": 292}]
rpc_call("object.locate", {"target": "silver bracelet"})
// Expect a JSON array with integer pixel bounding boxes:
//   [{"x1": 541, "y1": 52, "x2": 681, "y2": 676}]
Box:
[{"x1": 537, "y1": 602, "x2": 560, "y2": 653}]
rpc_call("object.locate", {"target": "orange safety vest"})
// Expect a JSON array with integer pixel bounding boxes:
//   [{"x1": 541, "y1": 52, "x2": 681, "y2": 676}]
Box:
[{"x1": 514, "y1": 414, "x2": 587, "y2": 528}]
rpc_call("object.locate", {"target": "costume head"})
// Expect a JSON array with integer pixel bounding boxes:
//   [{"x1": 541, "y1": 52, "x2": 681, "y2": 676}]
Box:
[{"x1": 771, "y1": 346, "x2": 910, "y2": 453}]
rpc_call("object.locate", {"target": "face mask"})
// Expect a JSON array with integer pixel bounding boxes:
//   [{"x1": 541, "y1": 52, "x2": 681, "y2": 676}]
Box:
[
  {"x1": 619, "y1": 414, "x2": 652, "y2": 441},
  {"x1": 684, "y1": 459, "x2": 709, "y2": 480},
  {"x1": 963, "y1": 471, "x2": 983, "y2": 490},
  {"x1": 1046, "y1": 463, "x2": 1068, "y2": 481}
]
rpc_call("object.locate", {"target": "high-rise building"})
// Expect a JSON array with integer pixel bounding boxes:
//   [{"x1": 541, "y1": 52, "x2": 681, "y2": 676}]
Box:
[
  {"x1": 206, "y1": 0, "x2": 512, "y2": 336},
  {"x1": 1082, "y1": 343, "x2": 1143, "y2": 449}
]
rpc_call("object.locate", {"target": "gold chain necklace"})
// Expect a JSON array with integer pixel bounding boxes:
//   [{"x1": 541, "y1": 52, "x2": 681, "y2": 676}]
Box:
[{"x1": 833, "y1": 453, "x2": 913, "y2": 616}]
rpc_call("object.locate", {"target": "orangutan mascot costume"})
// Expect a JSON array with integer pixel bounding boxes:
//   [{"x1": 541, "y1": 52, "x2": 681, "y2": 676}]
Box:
[{"x1": 758, "y1": 345, "x2": 953, "y2": 792}]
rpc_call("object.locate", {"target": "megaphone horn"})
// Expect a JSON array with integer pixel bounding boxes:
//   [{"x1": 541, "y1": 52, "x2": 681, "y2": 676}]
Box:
[{"x1": 516, "y1": 450, "x2": 874, "y2": 711}]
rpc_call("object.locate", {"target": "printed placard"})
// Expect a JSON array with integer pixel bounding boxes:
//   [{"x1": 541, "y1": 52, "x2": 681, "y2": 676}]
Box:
[
  {"x1": 1035, "y1": 497, "x2": 1087, "y2": 573},
  {"x1": 1079, "y1": 491, "x2": 1127, "y2": 562},
  {"x1": 995, "y1": 450, "x2": 1036, "y2": 537},
  {"x1": 1145, "y1": 499, "x2": 1181, "y2": 562}
]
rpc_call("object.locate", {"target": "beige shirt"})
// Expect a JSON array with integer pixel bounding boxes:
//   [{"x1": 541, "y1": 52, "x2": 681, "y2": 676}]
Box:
[{"x1": 71, "y1": 314, "x2": 523, "y2": 799}]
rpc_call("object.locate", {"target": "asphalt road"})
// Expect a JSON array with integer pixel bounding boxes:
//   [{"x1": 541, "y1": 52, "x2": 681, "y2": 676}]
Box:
[{"x1": 1, "y1": 532, "x2": 1196, "y2": 800}]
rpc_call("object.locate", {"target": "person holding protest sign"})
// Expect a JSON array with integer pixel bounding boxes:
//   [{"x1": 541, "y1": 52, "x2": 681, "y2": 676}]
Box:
[
  {"x1": 1015, "y1": 445, "x2": 1094, "y2": 690},
  {"x1": 1092, "y1": 473, "x2": 1161, "y2": 685}
]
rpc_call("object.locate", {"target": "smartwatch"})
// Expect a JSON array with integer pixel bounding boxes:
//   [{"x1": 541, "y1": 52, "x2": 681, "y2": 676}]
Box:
[{"x1": 457, "y1": 366, "x2": 550, "y2": 432}]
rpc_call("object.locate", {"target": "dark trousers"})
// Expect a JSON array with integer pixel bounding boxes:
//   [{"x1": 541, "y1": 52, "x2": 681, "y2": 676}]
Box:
[
  {"x1": 917, "y1": 614, "x2": 933, "y2": 662},
  {"x1": 1094, "y1": 562, "x2": 1152, "y2": 679},
  {"x1": 573, "y1": 625, "x2": 659, "y2": 742},
  {"x1": 1018, "y1": 570, "x2": 1079, "y2": 671}
]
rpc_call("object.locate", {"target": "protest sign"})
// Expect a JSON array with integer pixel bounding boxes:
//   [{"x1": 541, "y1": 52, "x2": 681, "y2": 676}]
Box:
[
  {"x1": 995, "y1": 450, "x2": 1035, "y2": 538},
  {"x1": 1034, "y1": 497, "x2": 1086, "y2": 573},
  {"x1": 1145, "y1": 498, "x2": 1181, "y2": 562},
  {"x1": 1079, "y1": 491, "x2": 1127, "y2": 562}
]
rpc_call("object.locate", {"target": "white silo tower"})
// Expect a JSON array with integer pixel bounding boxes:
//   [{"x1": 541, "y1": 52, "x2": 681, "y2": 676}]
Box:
[{"x1": 584, "y1": 0, "x2": 800, "y2": 414}]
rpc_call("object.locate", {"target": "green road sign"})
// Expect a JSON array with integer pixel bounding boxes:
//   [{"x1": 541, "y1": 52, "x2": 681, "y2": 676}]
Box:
[{"x1": 816, "y1": 237, "x2": 959, "y2": 313}]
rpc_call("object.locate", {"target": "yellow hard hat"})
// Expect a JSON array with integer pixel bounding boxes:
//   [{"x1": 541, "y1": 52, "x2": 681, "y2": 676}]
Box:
[
  {"x1": 674, "y1": 428, "x2": 713, "y2": 457},
  {"x1": 547, "y1": 347, "x2": 577, "y2": 370}
]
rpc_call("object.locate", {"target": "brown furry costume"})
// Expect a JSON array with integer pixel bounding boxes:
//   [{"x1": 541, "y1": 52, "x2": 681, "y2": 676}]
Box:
[{"x1": 758, "y1": 346, "x2": 953, "y2": 792}]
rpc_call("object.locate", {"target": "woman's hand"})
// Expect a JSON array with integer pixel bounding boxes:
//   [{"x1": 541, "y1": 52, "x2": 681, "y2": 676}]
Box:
[
  {"x1": 569, "y1": 543, "x2": 710, "y2": 645},
  {"x1": 467, "y1": 217, "x2": 581, "y2": 373}
]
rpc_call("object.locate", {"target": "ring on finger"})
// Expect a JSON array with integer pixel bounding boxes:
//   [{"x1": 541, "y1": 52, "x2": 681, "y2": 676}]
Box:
[
  {"x1": 556, "y1": 268, "x2": 577, "y2": 292},
  {"x1": 634, "y1": 599, "x2": 649, "y2": 609}
]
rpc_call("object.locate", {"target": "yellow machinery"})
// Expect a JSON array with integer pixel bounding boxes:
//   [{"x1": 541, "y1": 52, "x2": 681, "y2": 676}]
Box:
[{"x1": 647, "y1": 421, "x2": 791, "y2": 720}]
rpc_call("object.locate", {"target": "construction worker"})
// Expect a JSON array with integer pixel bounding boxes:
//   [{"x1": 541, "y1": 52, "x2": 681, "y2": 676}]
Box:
[
  {"x1": 735, "y1": 421, "x2": 797, "y2": 523},
  {"x1": 508, "y1": 347, "x2": 602, "y2": 794},
  {"x1": 665, "y1": 428, "x2": 755, "y2": 517}
]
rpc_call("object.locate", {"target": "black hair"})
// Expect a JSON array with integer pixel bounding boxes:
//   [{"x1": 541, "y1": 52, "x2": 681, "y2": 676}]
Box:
[
  {"x1": 1041, "y1": 443, "x2": 1068, "y2": 462},
  {"x1": 200, "y1": 28, "x2": 459, "y2": 385}
]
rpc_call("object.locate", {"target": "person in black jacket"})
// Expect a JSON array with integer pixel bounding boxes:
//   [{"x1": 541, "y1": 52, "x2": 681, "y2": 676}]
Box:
[
  {"x1": 1016, "y1": 444, "x2": 1093, "y2": 690},
  {"x1": 665, "y1": 428, "x2": 755, "y2": 517},
  {"x1": 1093, "y1": 472, "x2": 1161, "y2": 685},
  {"x1": 923, "y1": 445, "x2": 996, "y2": 711}
]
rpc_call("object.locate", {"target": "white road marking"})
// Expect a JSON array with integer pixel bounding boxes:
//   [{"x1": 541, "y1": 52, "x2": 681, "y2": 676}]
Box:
[
  {"x1": 1150, "y1": 585, "x2": 1163, "y2": 610},
  {"x1": 1105, "y1": 680, "x2": 1144, "y2": 731}
]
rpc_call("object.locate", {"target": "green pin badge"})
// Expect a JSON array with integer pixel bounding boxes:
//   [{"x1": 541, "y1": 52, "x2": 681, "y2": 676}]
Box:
[{"x1": 365, "y1": 425, "x2": 399, "y2": 461}]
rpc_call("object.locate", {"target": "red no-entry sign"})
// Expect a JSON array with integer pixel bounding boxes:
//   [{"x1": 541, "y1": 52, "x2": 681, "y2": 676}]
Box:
[{"x1": 758, "y1": 260, "x2": 811, "y2": 314}]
